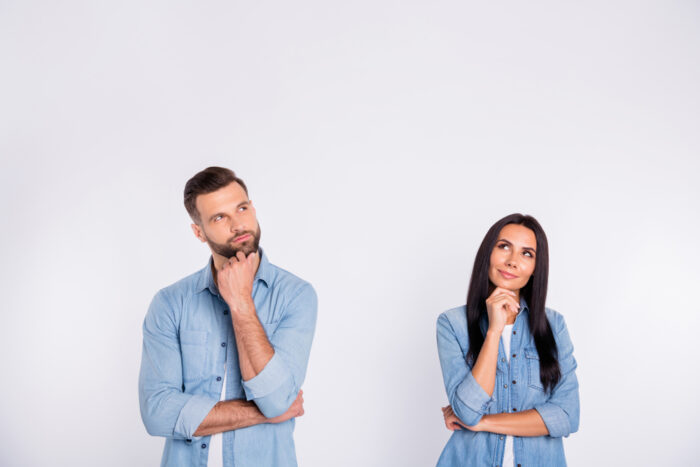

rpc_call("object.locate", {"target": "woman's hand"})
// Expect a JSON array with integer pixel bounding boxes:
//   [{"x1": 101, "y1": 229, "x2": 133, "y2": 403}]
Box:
[
  {"x1": 442, "y1": 405, "x2": 468, "y2": 431},
  {"x1": 485, "y1": 287, "x2": 520, "y2": 333}
]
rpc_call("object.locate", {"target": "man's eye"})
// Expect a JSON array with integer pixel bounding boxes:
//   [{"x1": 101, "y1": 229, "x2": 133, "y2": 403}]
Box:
[
  {"x1": 214, "y1": 216, "x2": 223, "y2": 221},
  {"x1": 238, "y1": 206, "x2": 247, "y2": 212}
]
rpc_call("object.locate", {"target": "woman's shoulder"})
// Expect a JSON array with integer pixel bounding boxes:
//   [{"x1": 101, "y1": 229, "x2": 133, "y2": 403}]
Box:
[
  {"x1": 544, "y1": 307, "x2": 567, "y2": 332},
  {"x1": 437, "y1": 305, "x2": 468, "y2": 328}
]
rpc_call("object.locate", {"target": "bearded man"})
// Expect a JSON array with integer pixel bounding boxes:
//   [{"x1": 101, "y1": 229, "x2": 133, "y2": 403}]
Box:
[{"x1": 139, "y1": 167, "x2": 317, "y2": 467}]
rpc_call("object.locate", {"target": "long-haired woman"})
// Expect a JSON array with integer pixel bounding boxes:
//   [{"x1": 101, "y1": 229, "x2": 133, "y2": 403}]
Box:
[{"x1": 436, "y1": 213, "x2": 579, "y2": 466}]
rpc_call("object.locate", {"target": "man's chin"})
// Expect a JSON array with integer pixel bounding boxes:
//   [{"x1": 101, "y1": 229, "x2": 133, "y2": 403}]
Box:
[{"x1": 226, "y1": 241, "x2": 258, "y2": 258}]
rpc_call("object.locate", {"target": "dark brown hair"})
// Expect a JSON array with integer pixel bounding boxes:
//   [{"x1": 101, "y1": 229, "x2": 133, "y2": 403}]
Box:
[{"x1": 183, "y1": 167, "x2": 248, "y2": 224}]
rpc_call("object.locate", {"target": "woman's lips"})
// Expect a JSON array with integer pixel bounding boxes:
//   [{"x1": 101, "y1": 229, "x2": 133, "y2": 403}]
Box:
[{"x1": 498, "y1": 269, "x2": 518, "y2": 279}]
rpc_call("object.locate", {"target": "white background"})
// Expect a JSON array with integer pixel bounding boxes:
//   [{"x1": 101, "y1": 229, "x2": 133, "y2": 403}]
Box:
[{"x1": 1, "y1": 1, "x2": 699, "y2": 465}]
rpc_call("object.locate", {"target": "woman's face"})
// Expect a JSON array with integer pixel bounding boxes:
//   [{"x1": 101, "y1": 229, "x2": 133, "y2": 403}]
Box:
[{"x1": 488, "y1": 223, "x2": 537, "y2": 293}]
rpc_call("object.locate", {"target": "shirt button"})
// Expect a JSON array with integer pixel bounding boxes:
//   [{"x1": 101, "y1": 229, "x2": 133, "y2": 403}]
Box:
[
  {"x1": 201, "y1": 443, "x2": 207, "y2": 449},
  {"x1": 513, "y1": 408, "x2": 517, "y2": 412},
  {"x1": 503, "y1": 384, "x2": 508, "y2": 388},
  {"x1": 512, "y1": 354, "x2": 516, "y2": 358},
  {"x1": 223, "y1": 310, "x2": 229, "y2": 315},
  {"x1": 513, "y1": 330, "x2": 516, "y2": 335},
  {"x1": 499, "y1": 436, "x2": 504, "y2": 440},
  {"x1": 512, "y1": 380, "x2": 517, "y2": 385},
  {"x1": 221, "y1": 342, "x2": 226, "y2": 347},
  {"x1": 216, "y1": 376, "x2": 222, "y2": 381},
  {"x1": 501, "y1": 358, "x2": 506, "y2": 363}
]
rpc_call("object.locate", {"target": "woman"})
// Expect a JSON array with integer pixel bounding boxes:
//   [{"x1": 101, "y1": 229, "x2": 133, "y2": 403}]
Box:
[{"x1": 436, "y1": 214, "x2": 579, "y2": 467}]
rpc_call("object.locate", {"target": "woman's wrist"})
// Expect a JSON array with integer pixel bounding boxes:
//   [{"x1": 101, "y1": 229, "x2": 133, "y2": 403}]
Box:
[{"x1": 476, "y1": 414, "x2": 492, "y2": 432}]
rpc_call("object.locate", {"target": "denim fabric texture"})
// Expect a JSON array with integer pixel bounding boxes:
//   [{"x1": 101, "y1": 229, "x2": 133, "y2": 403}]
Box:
[
  {"x1": 436, "y1": 299, "x2": 579, "y2": 467},
  {"x1": 139, "y1": 249, "x2": 317, "y2": 467}
]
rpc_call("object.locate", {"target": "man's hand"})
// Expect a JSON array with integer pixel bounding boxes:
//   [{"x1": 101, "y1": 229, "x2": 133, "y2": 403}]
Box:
[
  {"x1": 218, "y1": 251, "x2": 260, "y2": 312},
  {"x1": 267, "y1": 390, "x2": 305, "y2": 424}
]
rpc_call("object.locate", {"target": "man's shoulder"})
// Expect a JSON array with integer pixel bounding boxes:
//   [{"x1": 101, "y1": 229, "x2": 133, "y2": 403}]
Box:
[
  {"x1": 266, "y1": 261, "x2": 315, "y2": 297},
  {"x1": 155, "y1": 265, "x2": 208, "y2": 303}
]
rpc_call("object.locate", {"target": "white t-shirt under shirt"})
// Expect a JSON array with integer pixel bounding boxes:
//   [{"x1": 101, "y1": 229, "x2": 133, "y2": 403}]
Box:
[
  {"x1": 501, "y1": 324, "x2": 515, "y2": 467},
  {"x1": 208, "y1": 368, "x2": 226, "y2": 467}
]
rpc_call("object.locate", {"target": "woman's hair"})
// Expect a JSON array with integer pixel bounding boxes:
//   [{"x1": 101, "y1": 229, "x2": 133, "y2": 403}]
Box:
[{"x1": 465, "y1": 213, "x2": 561, "y2": 393}]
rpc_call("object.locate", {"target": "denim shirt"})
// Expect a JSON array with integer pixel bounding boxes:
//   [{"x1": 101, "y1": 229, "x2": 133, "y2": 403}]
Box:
[
  {"x1": 436, "y1": 300, "x2": 579, "y2": 467},
  {"x1": 139, "y1": 249, "x2": 317, "y2": 467}
]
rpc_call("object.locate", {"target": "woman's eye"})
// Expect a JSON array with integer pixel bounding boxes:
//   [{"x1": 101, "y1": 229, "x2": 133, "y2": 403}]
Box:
[
  {"x1": 498, "y1": 243, "x2": 509, "y2": 250},
  {"x1": 524, "y1": 251, "x2": 534, "y2": 258}
]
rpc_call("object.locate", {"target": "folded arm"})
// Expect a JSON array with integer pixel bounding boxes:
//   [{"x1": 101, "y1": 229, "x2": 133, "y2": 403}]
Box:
[{"x1": 138, "y1": 290, "x2": 285, "y2": 440}]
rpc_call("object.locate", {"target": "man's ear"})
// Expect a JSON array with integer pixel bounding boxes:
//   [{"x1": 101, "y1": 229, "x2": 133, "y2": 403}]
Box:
[{"x1": 191, "y1": 223, "x2": 207, "y2": 243}]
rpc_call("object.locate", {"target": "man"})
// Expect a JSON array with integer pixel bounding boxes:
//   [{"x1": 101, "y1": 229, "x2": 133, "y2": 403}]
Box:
[{"x1": 139, "y1": 167, "x2": 317, "y2": 467}]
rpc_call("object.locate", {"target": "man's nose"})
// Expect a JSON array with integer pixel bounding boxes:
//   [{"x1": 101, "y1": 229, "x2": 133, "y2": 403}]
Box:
[{"x1": 229, "y1": 217, "x2": 246, "y2": 232}]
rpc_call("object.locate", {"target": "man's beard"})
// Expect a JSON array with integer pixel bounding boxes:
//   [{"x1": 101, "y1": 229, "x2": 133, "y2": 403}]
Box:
[{"x1": 206, "y1": 225, "x2": 261, "y2": 259}]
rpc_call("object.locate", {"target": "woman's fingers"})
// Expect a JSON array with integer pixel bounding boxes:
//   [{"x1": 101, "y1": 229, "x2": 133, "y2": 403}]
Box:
[{"x1": 489, "y1": 293, "x2": 520, "y2": 314}]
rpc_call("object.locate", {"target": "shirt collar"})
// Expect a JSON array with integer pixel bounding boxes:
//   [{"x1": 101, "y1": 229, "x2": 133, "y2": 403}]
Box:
[{"x1": 195, "y1": 247, "x2": 272, "y2": 296}]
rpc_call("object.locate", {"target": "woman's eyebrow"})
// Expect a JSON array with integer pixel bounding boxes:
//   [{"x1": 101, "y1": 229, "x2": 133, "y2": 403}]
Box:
[{"x1": 498, "y1": 238, "x2": 536, "y2": 252}]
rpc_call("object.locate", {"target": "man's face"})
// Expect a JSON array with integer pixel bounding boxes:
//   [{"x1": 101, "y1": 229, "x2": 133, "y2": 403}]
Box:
[{"x1": 191, "y1": 182, "x2": 261, "y2": 259}]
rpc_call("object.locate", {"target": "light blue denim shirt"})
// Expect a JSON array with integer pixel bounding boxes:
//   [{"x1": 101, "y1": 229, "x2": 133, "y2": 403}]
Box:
[
  {"x1": 436, "y1": 300, "x2": 579, "y2": 467},
  {"x1": 139, "y1": 249, "x2": 317, "y2": 467}
]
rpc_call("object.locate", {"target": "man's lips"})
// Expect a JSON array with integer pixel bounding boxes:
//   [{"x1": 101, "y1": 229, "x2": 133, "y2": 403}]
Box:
[
  {"x1": 232, "y1": 233, "x2": 252, "y2": 243},
  {"x1": 498, "y1": 269, "x2": 518, "y2": 279}
]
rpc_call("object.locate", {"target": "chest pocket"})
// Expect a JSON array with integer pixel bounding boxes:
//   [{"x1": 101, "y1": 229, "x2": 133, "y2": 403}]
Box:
[
  {"x1": 525, "y1": 347, "x2": 545, "y2": 391},
  {"x1": 180, "y1": 330, "x2": 209, "y2": 381}
]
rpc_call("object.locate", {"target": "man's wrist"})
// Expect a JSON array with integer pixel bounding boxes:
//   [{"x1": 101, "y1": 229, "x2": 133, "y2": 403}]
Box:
[{"x1": 226, "y1": 295, "x2": 255, "y2": 314}]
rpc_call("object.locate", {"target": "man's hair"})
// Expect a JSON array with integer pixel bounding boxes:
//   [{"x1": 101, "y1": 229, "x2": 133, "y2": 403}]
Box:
[{"x1": 184, "y1": 166, "x2": 248, "y2": 224}]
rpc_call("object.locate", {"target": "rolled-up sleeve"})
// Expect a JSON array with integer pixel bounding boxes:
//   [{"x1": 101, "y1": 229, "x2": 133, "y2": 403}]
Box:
[
  {"x1": 138, "y1": 290, "x2": 217, "y2": 440},
  {"x1": 242, "y1": 284, "x2": 317, "y2": 418},
  {"x1": 534, "y1": 314, "x2": 580, "y2": 438},
  {"x1": 437, "y1": 313, "x2": 495, "y2": 426}
]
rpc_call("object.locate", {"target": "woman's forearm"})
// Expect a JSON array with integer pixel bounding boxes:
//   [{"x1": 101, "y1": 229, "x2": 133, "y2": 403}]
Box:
[
  {"x1": 470, "y1": 330, "x2": 501, "y2": 396},
  {"x1": 478, "y1": 409, "x2": 549, "y2": 437}
]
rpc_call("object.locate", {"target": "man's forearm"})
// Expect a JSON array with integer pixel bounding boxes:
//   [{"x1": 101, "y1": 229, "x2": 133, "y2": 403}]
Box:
[
  {"x1": 193, "y1": 399, "x2": 266, "y2": 436},
  {"x1": 231, "y1": 298, "x2": 274, "y2": 381}
]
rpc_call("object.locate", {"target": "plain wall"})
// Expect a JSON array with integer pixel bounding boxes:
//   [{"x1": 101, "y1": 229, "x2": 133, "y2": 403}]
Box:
[{"x1": 1, "y1": 1, "x2": 699, "y2": 465}]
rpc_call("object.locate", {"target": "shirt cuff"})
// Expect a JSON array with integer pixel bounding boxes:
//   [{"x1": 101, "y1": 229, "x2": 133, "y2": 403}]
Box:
[
  {"x1": 173, "y1": 394, "x2": 218, "y2": 439},
  {"x1": 241, "y1": 352, "x2": 290, "y2": 400},
  {"x1": 535, "y1": 402, "x2": 571, "y2": 438},
  {"x1": 456, "y1": 371, "x2": 495, "y2": 414}
]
